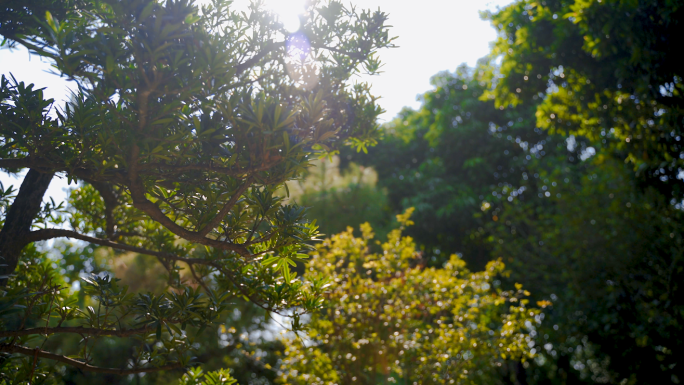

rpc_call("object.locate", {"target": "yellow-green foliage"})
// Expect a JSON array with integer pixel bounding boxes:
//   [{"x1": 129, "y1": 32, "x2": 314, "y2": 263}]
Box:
[
  {"x1": 281, "y1": 156, "x2": 390, "y2": 238},
  {"x1": 178, "y1": 367, "x2": 237, "y2": 385},
  {"x1": 482, "y1": 0, "x2": 684, "y2": 179},
  {"x1": 279, "y1": 210, "x2": 540, "y2": 385}
]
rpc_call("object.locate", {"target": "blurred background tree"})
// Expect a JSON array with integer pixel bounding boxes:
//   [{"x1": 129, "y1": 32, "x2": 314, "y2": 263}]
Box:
[
  {"x1": 300, "y1": 3, "x2": 684, "y2": 380},
  {"x1": 281, "y1": 156, "x2": 391, "y2": 239},
  {"x1": 279, "y1": 212, "x2": 541, "y2": 385},
  {"x1": 480, "y1": 0, "x2": 684, "y2": 382},
  {"x1": 345, "y1": 66, "x2": 561, "y2": 269},
  {"x1": 483, "y1": 0, "x2": 684, "y2": 199}
]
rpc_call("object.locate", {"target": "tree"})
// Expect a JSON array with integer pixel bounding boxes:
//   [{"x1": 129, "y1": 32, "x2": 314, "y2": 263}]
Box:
[
  {"x1": 338, "y1": 62, "x2": 684, "y2": 383},
  {"x1": 0, "y1": 0, "x2": 393, "y2": 378},
  {"x1": 345, "y1": 65, "x2": 573, "y2": 268},
  {"x1": 486, "y1": 155, "x2": 684, "y2": 384},
  {"x1": 278, "y1": 211, "x2": 540, "y2": 385},
  {"x1": 483, "y1": 0, "x2": 684, "y2": 198},
  {"x1": 479, "y1": 1, "x2": 684, "y2": 381},
  {"x1": 282, "y1": 155, "x2": 390, "y2": 239}
]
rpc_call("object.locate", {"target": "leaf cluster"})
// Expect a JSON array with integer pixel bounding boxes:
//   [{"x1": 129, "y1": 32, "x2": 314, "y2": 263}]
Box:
[
  {"x1": 0, "y1": 0, "x2": 395, "y2": 377},
  {"x1": 278, "y1": 212, "x2": 540, "y2": 385},
  {"x1": 482, "y1": 0, "x2": 684, "y2": 197}
]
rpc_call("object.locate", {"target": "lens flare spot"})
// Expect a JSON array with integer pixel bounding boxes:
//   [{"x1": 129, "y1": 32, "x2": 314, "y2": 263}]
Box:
[{"x1": 285, "y1": 33, "x2": 320, "y2": 90}]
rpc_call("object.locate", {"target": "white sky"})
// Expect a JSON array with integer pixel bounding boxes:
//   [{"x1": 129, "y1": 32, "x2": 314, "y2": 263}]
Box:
[
  {"x1": 0, "y1": 0, "x2": 510, "y2": 202},
  {"x1": 349, "y1": 0, "x2": 511, "y2": 119}
]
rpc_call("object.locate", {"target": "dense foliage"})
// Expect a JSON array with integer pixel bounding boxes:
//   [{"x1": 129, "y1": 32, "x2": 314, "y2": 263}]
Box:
[
  {"x1": 332, "y1": 3, "x2": 684, "y2": 378},
  {"x1": 488, "y1": 156, "x2": 683, "y2": 384},
  {"x1": 483, "y1": 0, "x2": 684, "y2": 198},
  {"x1": 0, "y1": 0, "x2": 393, "y2": 379},
  {"x1": 2, "y1": 0, "x2": 681, "y2": 383},
  {"x1": 345, "y1": 66, "x2": 557, "y2": 268},
  {"x1": 279, "y1": 211, "x2": 541, "y2": 385},
  {"x1": 0, "y1": 0, "x2": 84, "y2": 46},
  {"x1": 337, "y1": 65, "x2": 684, "y2": 384},
  {"x1": 482, "y1": 1, "x2": 684, "y2": 382}
]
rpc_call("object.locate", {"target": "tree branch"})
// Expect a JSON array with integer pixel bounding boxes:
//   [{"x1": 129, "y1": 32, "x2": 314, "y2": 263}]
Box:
[
  {"x1": 0, "y1": 158, "x2": 35, "y2": 170},
  {"x1": 309, "y1": 42, "x2": 367, "y2": 60},
  {"x1": 84, "y1": 180, "x2": 119, "y2": 239},
  {"x1": 187, "y1": 263, "x2": 212, "y2": 294},
  {"x1": 127, "y1": 178, "x2": 250, "y2": 257},
  {"x1": 141, "y1": 160, "x2": 280, "y2": 177},
  {"x1": 24, "y1": 229, "x2": 290, "y2": 316},
  {"x1": 24, "y1": 229, "x2": 225, "y2": 266},
  {"x1": 235, "y1": 40, "x2": 286, "y2": 76},
  {"x1": 196, "y1": 178, "x2": 252, "y2": 238},
  {"x1": 0, "y1": 325, "x2": 152, "y2": 339},
  {"x1": 231, "y1": 37, "x2": 369, "y2": 76},
  {"x1": 0, "y1": 169, "x2": 54, "y2": 286},
  {"x1": 0, "y1": 344, "x2": 183, "y2": 375},
  {"x1": 0, "y1": 158, "x2": 126, "y2": 184}
]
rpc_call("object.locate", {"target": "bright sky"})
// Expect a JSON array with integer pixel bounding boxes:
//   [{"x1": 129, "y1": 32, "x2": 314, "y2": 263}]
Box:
[
  {"x1": 0, "y1": 0, "x2": 511, "y2": 202},
  {"x1": 258, "y1": 0, "x2": 512, "y2": 119},
  {"x1": 345, "y1": 0, "x2": 511, "y2": 119}
]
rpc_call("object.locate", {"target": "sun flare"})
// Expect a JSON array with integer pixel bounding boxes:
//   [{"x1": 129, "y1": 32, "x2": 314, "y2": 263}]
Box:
[{"x1": 262, "y1": 0, "x2": 305, "y2": 32}]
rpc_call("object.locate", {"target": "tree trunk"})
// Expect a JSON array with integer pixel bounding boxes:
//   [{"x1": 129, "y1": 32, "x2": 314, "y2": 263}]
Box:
[
  {"x1": 514, "y1": 360, "x2": 528, "y2": 385},
  {"x1": 0, "y1": 169, "x2": 53, "y2": 286}
]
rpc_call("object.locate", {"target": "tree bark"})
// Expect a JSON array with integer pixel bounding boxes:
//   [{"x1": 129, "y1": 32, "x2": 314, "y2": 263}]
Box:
[
  {"x1": 515, "y1": 360, "x2": 528, "y2": 385},
  {"x1": 0, "y1": 169, "x2": 53, "y2": 286}
]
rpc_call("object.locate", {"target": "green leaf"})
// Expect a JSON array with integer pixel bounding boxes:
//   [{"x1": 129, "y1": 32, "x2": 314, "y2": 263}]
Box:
[
  {"x1": 282, "y1": 265, "x2": 291, "y2": 283},
  {"x1": 185, "y1": 13, "x2": 201, "y2": 25},
  {"x1": 45, "y1": 11, "x2": 57, "y2": 32},
  {"x1": 139, "y1": 2, "x2": 157, "y2": 20}
]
